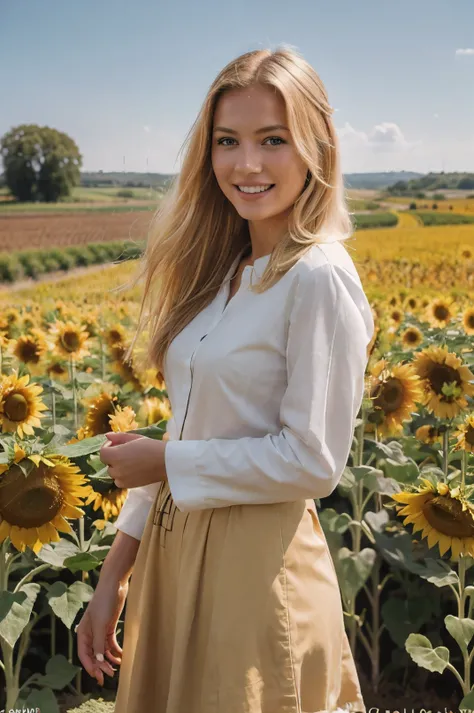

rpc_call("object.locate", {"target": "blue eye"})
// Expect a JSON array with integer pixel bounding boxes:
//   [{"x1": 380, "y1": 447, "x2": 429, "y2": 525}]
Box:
[{"x1": 216, "y1": 137, "x2": 285, "y2": 147}]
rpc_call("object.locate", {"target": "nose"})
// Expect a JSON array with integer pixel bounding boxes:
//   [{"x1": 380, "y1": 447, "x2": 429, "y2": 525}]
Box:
[{"x1": 233, "y1": 143, "x2": 263, "y2": 173}]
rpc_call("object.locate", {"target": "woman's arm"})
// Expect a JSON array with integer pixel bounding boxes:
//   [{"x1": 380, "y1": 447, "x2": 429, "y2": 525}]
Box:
[{"x1": 99, "y1": 530, "x2": 141, "y2": 585}]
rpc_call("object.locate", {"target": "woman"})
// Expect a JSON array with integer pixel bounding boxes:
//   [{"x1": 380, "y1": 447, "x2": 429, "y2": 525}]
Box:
[{"x1": 76, "y1": 45, "x2": 374, "y2": 713}]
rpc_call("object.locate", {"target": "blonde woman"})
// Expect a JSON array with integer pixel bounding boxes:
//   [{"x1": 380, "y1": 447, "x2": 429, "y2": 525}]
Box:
[{"x1": 76, "y1": 45, "x2": 374, "y2": 713}]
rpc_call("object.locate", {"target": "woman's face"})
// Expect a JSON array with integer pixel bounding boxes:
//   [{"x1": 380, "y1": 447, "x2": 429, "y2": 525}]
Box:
[{"x1": 211, "y1": 84, "x2": 308, "y2": 223}]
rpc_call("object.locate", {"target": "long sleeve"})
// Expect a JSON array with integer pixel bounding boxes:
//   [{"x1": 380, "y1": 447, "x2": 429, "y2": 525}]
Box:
[
  {"x1": 165, "y1": 261, "x2": 374, "y2": 512},
  {"x1": 113, "y1": 484, "x2": 158, "y2": 540}
]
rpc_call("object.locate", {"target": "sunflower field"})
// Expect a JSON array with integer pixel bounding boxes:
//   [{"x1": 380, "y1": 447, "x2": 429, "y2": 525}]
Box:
[{"x1": 0, "y1": 218, "x2": 474, "y2": 711}]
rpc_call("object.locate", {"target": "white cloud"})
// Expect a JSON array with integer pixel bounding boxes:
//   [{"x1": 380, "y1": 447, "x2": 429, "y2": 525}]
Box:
[
  {"x1": 143, "y1": 125, "x2": 151, "y2": 133},
  {"x1": 456, "y1": 48, "x2": 474, "y2": 55},
  {"x1": 336, "y1": 121, "x2": 424, "y2": 172},
  {"x1": 337, "y1": 121, "x2": 416, "y2": 152}
]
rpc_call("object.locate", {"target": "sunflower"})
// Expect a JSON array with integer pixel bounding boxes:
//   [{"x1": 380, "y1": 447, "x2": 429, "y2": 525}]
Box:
[
  {"x1": 389, "y1": 308, "x2": 403, "y2": 326},
  {"x1": 0, "y1": 452, "x2": 91, "y2": 554},
  {"x1": 367, "y1": 359, "x2": 424, "y2": 437},
  {"x1": 401, "y1": 326, "x2": 423, "y2": 350},
  {"x1": 403, "y1": 295, "x2": 420, "y2": 312},
  {"x1": 84, "y1": 486, "x2": 128, "y2": 521},
  {"x1": 109, "y1": 405, "x2": 139, "y2": 432},
  {"x1": 46, "y1": 359, "x2": 69, "y2": 382},
  {"x1": 110, "y1": 343, "x2": 144, "y2": 391},
  {"x1": 452, "y1": 414, "x2": 474, "y2": 453},
  {"x1": 462, "y1": 307, "x2": 474, "y2": 336},
  {"x1": 424, "y1": 297, "x2": 457, "y2": 329},
  {"x1": 392, "y1": 479, "x2": 474, "y2": 559},
  {"x1": 415, "y1": 424, "x2": 442, "y2": 445},
  {"x1": 104, "y1": 323, "x2": 128, "y2": 348},
  {"x1": 412, "y1": 345, "x2": 474, "y2": 420},
  {"x1": 458, "y1": 244, "x2": 474, "y2": 263},
  {"x1": 82, "y1": 389, "x2": 119, "y2": 436},
  {"x1": 13, "y1": 328, "x2": 49, "y2": 366},
  {"x1": 0, "y1": 372, "x2": 49, "y2": 437},
  {"x1": 81, "y1": 310, "x2": 100, "y2": 338},
  {"x1": 49, "y1": 320, "x2": 91, "y2": 360},
  {"x1": 138, "y1": 396, "x2": 172, "y2": 427}
]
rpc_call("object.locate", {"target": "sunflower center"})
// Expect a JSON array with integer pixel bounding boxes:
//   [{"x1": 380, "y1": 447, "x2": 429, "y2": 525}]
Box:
[
  {"x1": 423, "y1": 494, "x2": 474, "y2": 538},
  {"x1": 61, "y1": 330, "x2": 81, "y2": 352},
  {"x1": 429, "y1": 364, "x2": 462, "y2": 398},
  {"x1": 405, "y1": 330, "x2": 419, "y2": 344},
  {"x1": 467, "y1": 315, "x2": 474, "y2": 329},
  {"x1": 18, "y1": 340, "x2": 39, "y2": 363},
  {"x1": 0, "y1": 463, "x2": 64, "y2": 528},
  {"x1": 434, "y1": 305, "x2": 450, "y2": 321},
  {"x1": 373, "y1": 377, "x2": 404, "y2": 413},
  {"x1": 4, "y1": 393, "x2": 29, "y2": 422}
]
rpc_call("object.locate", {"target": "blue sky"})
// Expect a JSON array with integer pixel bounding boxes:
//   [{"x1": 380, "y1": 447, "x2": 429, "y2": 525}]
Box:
[{"x1": 1, "y1": 0, "x2": 473, "y2": 175}]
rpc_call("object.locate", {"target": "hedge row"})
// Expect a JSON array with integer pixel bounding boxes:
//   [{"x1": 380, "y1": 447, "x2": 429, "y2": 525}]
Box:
[
  {"x1": 413, "y1": 211, "x2": 474, "y2": 226},
  {"x1": 353, "y1": 212, "x2": 399, "y2": 229},
  {"x1": 0, "y1": 240, "x2": 145, "y2": 284}
]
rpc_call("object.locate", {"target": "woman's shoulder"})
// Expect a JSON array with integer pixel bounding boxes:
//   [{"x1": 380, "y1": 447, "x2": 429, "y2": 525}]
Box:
[{"x1": 294, "y1": 239, "x2": 362, "y2": 285}]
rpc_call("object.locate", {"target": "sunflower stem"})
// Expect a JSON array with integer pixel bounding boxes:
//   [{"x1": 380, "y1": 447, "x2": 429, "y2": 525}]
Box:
[
  {"x1": 100, "y1": 334, "x2": 106, "y2": 381},
  {"x1": 52, "y1": 386, "x2": 56, "y2": 429},
  {"x1": 51, "y1": 611, "x2": 56, "y2": 657},
  {"x1": 461, "y1": 448, "x2": 467, "y2": 494},
  {"x1": 13, "y1": 563, "x2": 50, "y2": 593},
  {"x1": 457, "y1": 554, "x2": 472, "y2": 694},
  {"x1": 442, "y1": 427, "x2": 450, "y2": 483},
  {"x1": 0, "y1": 537, "x2": 7, "y2": 590},
  {"x1": 71, "y1": 355, "x2": 78, "y2": 430}
]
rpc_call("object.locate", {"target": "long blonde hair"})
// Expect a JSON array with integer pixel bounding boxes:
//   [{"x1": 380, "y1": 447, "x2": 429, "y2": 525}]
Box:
[{"x1": 121, "y1": 45, "x2": 354, "y2": 375}]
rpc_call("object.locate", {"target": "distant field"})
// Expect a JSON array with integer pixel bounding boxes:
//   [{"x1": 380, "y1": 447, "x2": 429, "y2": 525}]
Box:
[
  {"x1": 0, "y1": 210, "x2": 154, "y2": 251},
  {"x1": 0, "y1": 185, "x2": 161, "y2": 213},
  {"x1": 384, "y1": 195, "x2": 474, "y2": 213}
]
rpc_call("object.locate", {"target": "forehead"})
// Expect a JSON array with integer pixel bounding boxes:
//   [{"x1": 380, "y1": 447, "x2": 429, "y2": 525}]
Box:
[{"x1": 213, "y1": 84, "x2": 287, "y2": 126}]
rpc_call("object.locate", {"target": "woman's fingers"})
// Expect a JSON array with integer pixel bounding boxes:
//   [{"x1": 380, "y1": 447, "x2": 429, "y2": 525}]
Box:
[
  {"x1": 105, "y1": 647, "x2": 122, "y2": 665},
  {"x1": 77, "y1": 618, "x2": 117, "y2": 685}
]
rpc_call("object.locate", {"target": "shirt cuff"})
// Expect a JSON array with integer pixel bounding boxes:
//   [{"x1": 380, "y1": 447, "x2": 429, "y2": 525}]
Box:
[
  {"x1": 113, "y1": 486, "x2": 157, "y2": 540},
  {"x1": 165, "y1": 439, "x2": 205, "y2": 512}
]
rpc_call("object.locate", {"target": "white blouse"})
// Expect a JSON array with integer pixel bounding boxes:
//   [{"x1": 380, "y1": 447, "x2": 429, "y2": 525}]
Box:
[{"x1": 114, "y1": 239, "x2": 374, "y2": 541}]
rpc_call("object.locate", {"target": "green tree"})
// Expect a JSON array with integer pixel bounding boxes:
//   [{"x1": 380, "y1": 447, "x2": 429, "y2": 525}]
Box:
[{"x1": 0, "y1": 124, "x2": 82, "y2": 202}]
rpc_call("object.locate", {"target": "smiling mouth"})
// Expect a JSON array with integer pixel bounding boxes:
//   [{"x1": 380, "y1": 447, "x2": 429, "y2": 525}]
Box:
[{"x1": 235, "y1": 185, "x2": 275, "y2": 193}]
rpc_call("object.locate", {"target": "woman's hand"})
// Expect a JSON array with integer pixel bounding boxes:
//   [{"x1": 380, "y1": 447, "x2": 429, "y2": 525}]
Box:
[
  {"x1": 76, "y1": 578, "x2": 129, "y2": 686},
  {"x1": 99, "y1": 431, "x2": 167, "y2": 489}
]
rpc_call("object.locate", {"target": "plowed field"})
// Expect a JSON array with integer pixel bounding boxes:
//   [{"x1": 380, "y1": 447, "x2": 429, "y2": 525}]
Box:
[{"x1": 0, "y1": 210, "x2": 154, "y2": 251}]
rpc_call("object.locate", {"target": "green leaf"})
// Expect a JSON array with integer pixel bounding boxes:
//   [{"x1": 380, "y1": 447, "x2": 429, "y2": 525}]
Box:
[
  {"x1": 35, "y1": 539, "x2": 80, "y2": 567},
  {"x1": 337, "y1": 466, "x2": 356, "y2": 493},
  {"x1": 419, "y1": 558, "x2": 459, "y2": 587},
  {"x1": 405, "y1": 633, "x2": 450, "y2": 673},
  {"x1": 316, "y1": 507, "x2": 351, "y2": 534},
  {"x1": 63, "y1": 551, "x2": 105, "y2": 573},
  {"x1": 382, "y1": 597, "x2": 436, "y2": 648},
  {"x1": 364, "y1": 509, "x2": 390, "y2": 533},
  {"x1": 47, "y1": 581, "x2": 94, "y2": 628},
  {"x1": 23, "y1": 686, "x2": 60, "y2": 712},
  {"x1": 0, "y1": 584, "x2": 40, "y2": 647},
  {"x1": 54, "y1": 433, "x2": 107, "y2": 458},
  {"x1": 33, "y1": 653, "x2": 80, "y2": 691},
  {"x1": 336, "y1": 547, "x2": 376, "y2": 604},
  {"x1": 363, "y1": 472, "x2": 401, "y2": 495},
  {"x1": 460, "y1": 688, "x2": 474, "y2": 708},
  {"x1": 444, "y1": 615, "x2": 474, "y2": 656}
]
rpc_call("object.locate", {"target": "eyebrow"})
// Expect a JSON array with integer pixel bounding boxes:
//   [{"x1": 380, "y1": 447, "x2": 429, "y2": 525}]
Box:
[{"x1": 213, "y1": 124, "x2": 289, "y2": 134}]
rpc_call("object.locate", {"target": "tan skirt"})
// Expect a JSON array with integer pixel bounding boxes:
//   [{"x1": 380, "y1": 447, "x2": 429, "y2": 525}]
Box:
[{"x1": 114, "y1": 480, "x2": 366, "y2": 713}]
